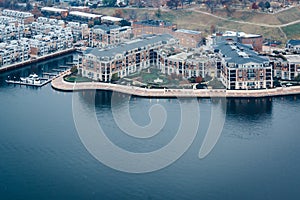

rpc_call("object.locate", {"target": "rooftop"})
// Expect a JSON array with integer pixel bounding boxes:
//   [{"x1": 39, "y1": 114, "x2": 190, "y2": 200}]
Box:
[
  {"x1": 175, "y1": 29, "x2": 201, "y2": 35},
  {"x1": 133, "y1": 20, "x2": 173, "y2": 27},
  {"x1": 69, "y1": 11, "x2": 102, "y2": 18},
  {"x1": 215, "y1": 41, "x2": 269, "y2": 65},
  {"x1": 287, "y1": 40, "x2": 300, "y2": 46},
  {"x1": 85, "y1": 34, "x2": 173, "y2": 58},
  {"x1": 284, "y1": 55, "x2": 300, "y2": 63},
  {"x1": 101, "y1": 16, "x2": 123, "y2": 22},
  {"x1": 41, "y1": 7, "x2": 68, "y2": 13}
]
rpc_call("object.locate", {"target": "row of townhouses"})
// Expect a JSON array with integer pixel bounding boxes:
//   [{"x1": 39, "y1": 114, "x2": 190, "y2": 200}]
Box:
[
  {"x1": 0, "y1": 40, "x2": 30, "y2": 66},
  {"x1": 0, "y1": 14, "x2": 74, "y2": 67}
]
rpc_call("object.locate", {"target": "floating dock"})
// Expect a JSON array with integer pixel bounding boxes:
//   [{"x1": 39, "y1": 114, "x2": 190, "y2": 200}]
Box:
[{"x1": 5, "y1": 71, "x2": 69, "y2": 87}]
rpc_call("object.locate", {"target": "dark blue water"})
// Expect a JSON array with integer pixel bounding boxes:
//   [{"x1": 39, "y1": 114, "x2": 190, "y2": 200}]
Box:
[{"x1": 1, "y1": 56, "x2": 300, "y2": 199}]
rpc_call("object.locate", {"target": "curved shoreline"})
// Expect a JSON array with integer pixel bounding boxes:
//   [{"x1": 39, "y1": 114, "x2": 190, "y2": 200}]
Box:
[{"x1": 51, "y1": 73, "x2": 300, "y2": 98}]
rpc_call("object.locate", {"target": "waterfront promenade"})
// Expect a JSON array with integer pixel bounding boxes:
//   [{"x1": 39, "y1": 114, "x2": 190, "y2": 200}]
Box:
[
  {"x1": 0, "y1": 48, "x2": 76, "y2": 73},
  {"x1": 51, "y1": 73, "x2": 300, "y2": 98}
]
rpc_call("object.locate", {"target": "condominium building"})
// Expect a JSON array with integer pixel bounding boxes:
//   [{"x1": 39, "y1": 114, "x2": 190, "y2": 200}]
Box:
[
  {"x1": 282, "y1": 55, "x2": 300, "y2": 80},
  {"x1": 80, "y1": 34, "x2": 176, "y2": 82},
  {"x1": 215, "y1": 40, "x2": 273, "y2": 90},
  {"x1": 156, "y1": 47, "x2": 215, "y2": 79}
]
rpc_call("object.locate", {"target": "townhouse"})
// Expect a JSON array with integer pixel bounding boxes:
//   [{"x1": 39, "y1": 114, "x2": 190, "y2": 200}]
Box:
[{"x1": 0, "y1": 40, "x2": 30, "y2": 66}]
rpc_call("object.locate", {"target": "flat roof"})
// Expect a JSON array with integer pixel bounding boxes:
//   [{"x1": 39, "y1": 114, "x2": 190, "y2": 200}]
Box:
[
  {"x1": 175, "y1": 29, "x2": 201, "y2": 35},
  {"x1": 101, "y1": 16, "x2": 123, "y2": 22},
  {"x1": 284, "y1": 55, "x2": 300, "y2": 63},
  {"x1": 223, "y1": 31, "x2": 261, "y2": 38},
  {"x1": 215, "y1": 41, "x2": 269, "y2": 65},
  {"x1": 41, "y1": 7, "x2": 68, "y2": 13},
  {"x1": 69, "y1": 11, "x2": 102, "y2": 18}
]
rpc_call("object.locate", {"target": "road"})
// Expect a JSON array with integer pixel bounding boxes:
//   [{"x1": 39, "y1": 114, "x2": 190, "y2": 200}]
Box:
[{"x1": 188, "y1": 7, "x2": 300, "y2": 28}]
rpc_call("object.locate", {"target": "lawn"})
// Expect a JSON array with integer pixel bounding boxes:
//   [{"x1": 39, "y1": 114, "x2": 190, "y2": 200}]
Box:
[
  {"x1": 93, "y1": 6, "x2": 300, "y2": 42},
  {"x1": 64, "y1": 75, "x2": 93, "y2": 83},
  {"x1": 282, "y1": 22, "x2": 300, "y2": 39}
]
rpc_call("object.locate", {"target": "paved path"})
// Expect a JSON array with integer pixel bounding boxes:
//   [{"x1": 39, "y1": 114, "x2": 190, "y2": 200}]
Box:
[
  {"x1": 189, "y1": 7, "x2": 300, "y2": 28},
  {"x1": 52, "y1": 73, "x2": 300, "y2": 98}
]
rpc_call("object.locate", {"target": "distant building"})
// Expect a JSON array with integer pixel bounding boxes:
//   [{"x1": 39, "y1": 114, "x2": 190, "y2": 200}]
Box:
[
  {"x1": 89, "y1": 24, "x2": 132, "y2": 47},
  {"x1": 67, "y1": 11, "x2": 102, "y2": 25},
  {"x1": 286, "y1": 40, "x2": 300, "y2": 54},
  {"x1": 2, "y1": 9, "x2": 34, "y2": 24},
  {"x1": 101, "y1": 16, "x2": 123, "y2": 25},
  {"x1": 80, "y1": 34, "x2": 175, "y2": 82},
  {"x1": 221, "y1": 31, "x2": 263, "y2": 52},
  {"x1": 215, "y1": 40, "x2": 273, "y2": 90},
  {"x1": 132, "y1": 20, "x2": 176, "y2": 37},
  {"x1": 172, "y1": 29, "x2": 202, "y2": 48},
  {"x1": 41, "y1": 7, "x2": 69, "y2": 18}
]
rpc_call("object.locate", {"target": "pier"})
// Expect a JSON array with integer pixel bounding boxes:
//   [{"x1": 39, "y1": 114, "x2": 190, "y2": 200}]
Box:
[
  {"x1": 6, "y1": 70, "x2": 70, "y2": 88},
  {"x1": 51, "y1": 72, "x2": 300, "y2": 98}
]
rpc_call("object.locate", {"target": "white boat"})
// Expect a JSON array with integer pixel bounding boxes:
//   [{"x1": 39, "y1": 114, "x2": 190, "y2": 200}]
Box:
[{"x1": 20, "y1": 74, "x2": 41, "y2": 84}]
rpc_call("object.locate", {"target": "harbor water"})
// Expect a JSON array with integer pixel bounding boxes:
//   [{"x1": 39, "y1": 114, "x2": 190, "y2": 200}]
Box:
[{"x1": 0, "y1": 55, "x2": 300, "y2": 199}]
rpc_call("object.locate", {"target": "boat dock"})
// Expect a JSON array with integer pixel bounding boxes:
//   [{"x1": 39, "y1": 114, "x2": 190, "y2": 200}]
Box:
[{"x1": 6, "y1": 70, "x2": 70, "y2": 87}]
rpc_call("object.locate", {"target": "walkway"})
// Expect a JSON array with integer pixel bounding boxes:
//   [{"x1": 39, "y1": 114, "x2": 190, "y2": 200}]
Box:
[{"x1": 51, "y1": 73, "x2": 300, "y2": 98}]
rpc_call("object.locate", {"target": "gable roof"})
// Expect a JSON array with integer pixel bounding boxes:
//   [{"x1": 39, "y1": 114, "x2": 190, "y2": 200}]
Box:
[{"x1": 84, "y1": 34, "x2": 173, "y2": 58}]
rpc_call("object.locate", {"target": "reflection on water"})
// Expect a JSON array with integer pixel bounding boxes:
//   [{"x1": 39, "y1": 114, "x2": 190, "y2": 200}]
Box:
[
  {"x1": 227, "y1": 98, "x2": 273, "y2": 117},
  {"x1": 1, "y1": 69, "x2": 300, "y2": 199},
  {"x1": 0, "y1": 54, "x2": 73, "y2": 88}
]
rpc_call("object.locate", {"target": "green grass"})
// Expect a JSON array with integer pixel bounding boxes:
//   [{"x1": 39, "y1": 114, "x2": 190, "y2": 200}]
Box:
[
  {"x1": 282, "y1": 23, "x2": 300, "y2": 39},
  {"x1": 64, "y1": 75, "x2": 93, "y2": 83},
  {"x1": 94, "y1": 6, "x2": 300, "y2": 42}
]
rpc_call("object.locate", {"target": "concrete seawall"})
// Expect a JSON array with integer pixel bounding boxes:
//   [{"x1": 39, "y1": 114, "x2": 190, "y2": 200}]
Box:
[
  {"x1": 0, "y1": 48, "x2": 76, "y2": 73},
  {"x1": 51, "y1": 73, "x2": 300, "y2": 98}
]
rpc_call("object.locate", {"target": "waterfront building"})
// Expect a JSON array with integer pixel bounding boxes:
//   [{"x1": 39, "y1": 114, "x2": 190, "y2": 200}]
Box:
[
  {"x1": 283, "y1": 55, "x2": 300, "y2": 80},
  {"x1": 215, "y1": 40, "x2": 273, "y2": 90},
  {"x1": 80, "y1": 34, "x2": 176, "y2": 82},
  {"x1": 156, "y1": 47, "x2": 216, "y2": 79},
  {"x1": 89, "y1": 24, "x2": 132, "y2": 47},
  {"x1": 0, "y1": 40, "x2": 30, "y2": 66}
]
